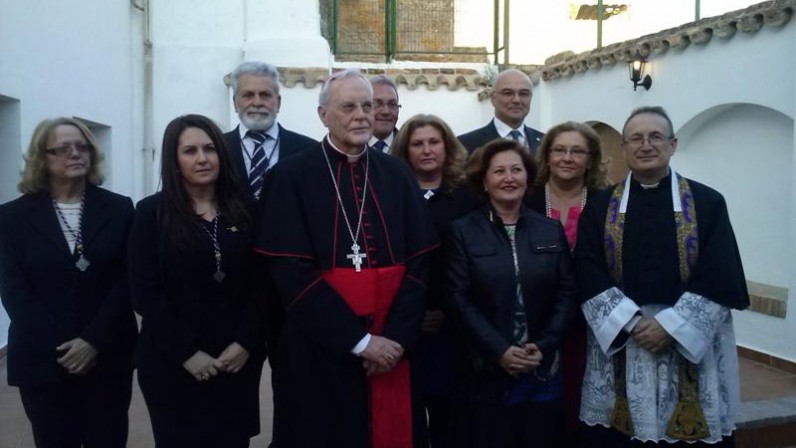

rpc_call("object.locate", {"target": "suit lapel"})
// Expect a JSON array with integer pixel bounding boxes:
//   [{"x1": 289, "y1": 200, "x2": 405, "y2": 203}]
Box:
[
  {"x1": 227, "y1": 126, "x2": 248, "y2": 183},
  {"x1": 25, "y1": 191, "x2": 72, "y2": 255},
  {"x1": 524, "y1": 125, "x2": 542, "y2": 152},
  {"x1": 277, "y1": 124, "x2": 293, "y2": 159},
  {"x1": 486, "y1": 120, "x2": 501, "y2": 141},
  {"x1": 81, "y1": 186, "x2": 110, "y2": 249}
]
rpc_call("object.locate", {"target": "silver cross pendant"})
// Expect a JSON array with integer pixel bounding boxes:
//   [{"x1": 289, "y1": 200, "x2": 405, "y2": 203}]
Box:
[{"x1": 346, "y1": 243, "x2": 367, "y2": 273}]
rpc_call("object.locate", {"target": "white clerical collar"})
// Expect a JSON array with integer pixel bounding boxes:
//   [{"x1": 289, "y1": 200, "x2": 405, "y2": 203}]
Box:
[
  {"x1": 238, "y1": 122, "x2": 280, "y2": 141},
  {"x1": 325, "y1": 135, "x2": 367, "y2": 163},
  {"x1": 493, "y1": 117, "x2": 526, "y2": 139},
  {"x1": 619, "y1": 169, "x2": 681, "y2": 213},
  {"x1": 369, "y1": 131, "x2": 395, "y2": 148}
]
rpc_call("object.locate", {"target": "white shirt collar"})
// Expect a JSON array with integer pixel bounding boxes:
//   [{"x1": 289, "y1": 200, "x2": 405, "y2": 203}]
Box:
[
  {"x1": 619, "y1": 169, "x2": 681, "y2": 213},
  {"x1": 325, "y1": 135, "x2": 367, "y2": 163},
  {"x1": 238, "y1": 122, "x2": 280, "y2": 141},
  {"x1": 369, "y1": 130, "x2": 395, "y2": 147},
  {"x1": 492, "y1": 117, "x2": 526, "y2": 139}
]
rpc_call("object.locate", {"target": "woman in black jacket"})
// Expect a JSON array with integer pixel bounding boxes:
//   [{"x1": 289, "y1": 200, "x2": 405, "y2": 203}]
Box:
[
  {"x1": 129, "y1": 114, "x2": 264, "y2": 447},
  {"x1": 0, "y1": 117, "x2": 137, "y2": 447},
  {"x1": 447, "y1": 139, "x2": 577, "y2": 448}
]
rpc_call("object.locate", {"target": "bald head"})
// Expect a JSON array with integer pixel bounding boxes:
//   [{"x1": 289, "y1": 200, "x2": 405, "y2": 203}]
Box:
[
  {"x1": 493, "y1": 69, "x2": 532, "y2": 88},
  {"x1": 490, "y1": 69, "x2": 533, "y2": 129}
]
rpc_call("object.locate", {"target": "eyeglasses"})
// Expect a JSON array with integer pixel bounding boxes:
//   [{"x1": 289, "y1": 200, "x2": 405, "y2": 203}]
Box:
[
  {"x1": 374, "y1": 101, "x2": 401, "y2": 111},
  {"x1": 339, "y1": 101, "x2": 374, "y2": 114},
  {"x1": 550, "y1": 147, "x2": 589, "y2": 158},
  {"x1": 496, "y1": 89, "x2": 531, "y2": 100},
  {"x1": 44, "y1": 142, "x2": 91, "y2": 156},
  {"x1": 623, "y1": 133, "x2": 672, "y2": 149}
]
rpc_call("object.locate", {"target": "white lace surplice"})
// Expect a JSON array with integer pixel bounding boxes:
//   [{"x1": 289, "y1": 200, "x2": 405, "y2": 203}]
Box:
[{"x1": 580, "y1": 287, "x2": 740, "y2": 444}]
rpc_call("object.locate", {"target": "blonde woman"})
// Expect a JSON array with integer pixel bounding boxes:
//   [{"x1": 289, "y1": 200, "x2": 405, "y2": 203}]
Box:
[
  {"x1": 528, "y1": 121, "x2": 609, "y2": 446},
  {"x1": 0, "y1": 117, "x2": 137, "y2": 447}
]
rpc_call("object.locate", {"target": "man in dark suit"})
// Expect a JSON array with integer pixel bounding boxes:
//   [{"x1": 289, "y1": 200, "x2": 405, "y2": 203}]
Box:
[
  {"x1": 369, "y1": 75, "x2": 401, "y2": 154},
  {"x1": 224, "y1": 62, "x2": 317, "y2": 380},
  {"x1": 458, "y1": 68, "x2": 544, "y2": 155},
  {"x1": 224, "y1": 61, "x2": 318, "y2": 200}
]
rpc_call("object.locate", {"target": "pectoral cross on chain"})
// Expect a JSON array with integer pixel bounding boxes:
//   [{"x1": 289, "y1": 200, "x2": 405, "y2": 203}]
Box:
[{"x1": 347, "y1": 243, "x2": 367, "y2": 272}]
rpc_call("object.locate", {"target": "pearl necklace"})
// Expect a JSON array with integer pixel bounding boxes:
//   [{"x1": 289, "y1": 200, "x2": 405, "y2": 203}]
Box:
[{"x1": 544, "y1": 183, "x2": 587, "y2": 218}]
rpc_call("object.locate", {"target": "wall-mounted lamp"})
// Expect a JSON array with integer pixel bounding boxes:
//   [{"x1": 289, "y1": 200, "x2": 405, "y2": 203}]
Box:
[{"x1": 628, "y1": 55, "x2": 652, "y2": 91}]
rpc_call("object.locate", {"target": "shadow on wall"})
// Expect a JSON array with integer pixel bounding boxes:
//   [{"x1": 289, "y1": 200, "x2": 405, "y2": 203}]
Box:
[
  {"x1": 588, "y1": 121, "x2": 626, "y2": 185},
  {"x1": 675, "y1": 102, "x2": 793, "y2": 289},
  {"x1": 676, "y1": 102, "x2": 793, "y2": 146},
  {"x1": 0, "y1": 95, "x2": 22, "y2": 203},
  {"x1": 76, "y1": 117, "x2": 113, "y2": 190}
]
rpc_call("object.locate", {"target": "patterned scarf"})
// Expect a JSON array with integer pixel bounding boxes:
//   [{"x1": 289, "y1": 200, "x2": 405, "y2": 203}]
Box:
[{"x1": 604, "y1": 172, "x2": 708, "y2": 441}]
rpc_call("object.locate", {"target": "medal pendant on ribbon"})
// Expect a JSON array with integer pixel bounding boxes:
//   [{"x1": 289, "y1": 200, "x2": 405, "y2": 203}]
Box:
[
  {"x1": 213, "y1": 270, "x2": 226, "y2": 283},
  {"x1": 75, "y1": 255, "x2": 90, "y2": 272}
]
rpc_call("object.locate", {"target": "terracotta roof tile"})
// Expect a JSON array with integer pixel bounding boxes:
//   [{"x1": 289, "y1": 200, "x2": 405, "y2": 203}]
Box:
[{"x1": 537, "y1": 0, "x2": 794, "y2": 82}]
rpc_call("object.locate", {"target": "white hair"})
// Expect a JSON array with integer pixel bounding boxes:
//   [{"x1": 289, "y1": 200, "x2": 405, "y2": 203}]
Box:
[
  {"x1": 230, "y1": 61, "x2": 280, "y2": 96},
  {"x1": 318, "y1": 68, "x2": 372, "y2": 107}
]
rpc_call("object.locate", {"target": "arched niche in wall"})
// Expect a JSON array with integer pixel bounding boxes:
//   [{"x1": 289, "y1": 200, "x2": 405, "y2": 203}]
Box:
[
  {"x1": 74, "y1": 117, "x2": 113, "y2": 189},
  {"x1": 0, "y1": 95, "x2": 21, "y2": 203},
  {"x1": 586, "y1": 121, "x2": 626, "y2": 185},
  {"x1": 675, "y1": 103, "x2": 794, "y2": 289}
]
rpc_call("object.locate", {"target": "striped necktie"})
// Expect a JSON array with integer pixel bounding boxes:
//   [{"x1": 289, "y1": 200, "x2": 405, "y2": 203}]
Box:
[{"x1": 246, "y1": 130, "x2": 269, "y2": 197}]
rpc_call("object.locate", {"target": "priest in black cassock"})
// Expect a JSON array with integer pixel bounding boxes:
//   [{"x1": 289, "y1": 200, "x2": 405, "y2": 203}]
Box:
[
  {"x1": 574, "y1": 106, "x2": 748, "y2": 448},
  {"x1": 255, "y1": 68, "x2": 438, "y2": 448}
]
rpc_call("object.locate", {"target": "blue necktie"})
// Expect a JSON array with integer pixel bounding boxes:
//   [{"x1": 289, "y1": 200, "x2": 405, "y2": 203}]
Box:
[
  {"x1": 246, "y1": 130, "x2": 269, "y2": 197},
  {"x1": 373, "y1": 140, "x2": 388, "y2": 152},
  {"x1": 509, "y1": 129, "x2": 522, "y2": 142}
]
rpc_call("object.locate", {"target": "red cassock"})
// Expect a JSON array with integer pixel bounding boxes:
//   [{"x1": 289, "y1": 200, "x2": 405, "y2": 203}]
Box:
[
  {"x1": 323, "y1": 266, "x2": 412, "y2": 448},
  {"x1": 255, "y1": 142, "x2": 439, "y2": 448}
]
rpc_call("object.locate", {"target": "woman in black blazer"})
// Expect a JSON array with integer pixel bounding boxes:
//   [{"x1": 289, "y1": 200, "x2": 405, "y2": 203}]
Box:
[
  {"x1": 129, "y1": 114, "x2": 264, "y2": 447},
  {"x1": 446, "y1": 140, "x2": 577, "y2": 448},
  {"x1": 0, "y1": 117, "x2": 137, "y2": 447}
]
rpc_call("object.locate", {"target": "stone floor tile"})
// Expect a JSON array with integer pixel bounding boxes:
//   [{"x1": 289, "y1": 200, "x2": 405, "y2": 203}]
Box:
[
  {"x1": 3, "y1": 355, "x2": 796, "y2": 446},
  {"x1": 0, "y1": 362, "x2": 273, "y2": 447}
]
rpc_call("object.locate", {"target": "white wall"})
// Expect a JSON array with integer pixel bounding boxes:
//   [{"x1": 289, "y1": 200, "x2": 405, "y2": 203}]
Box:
[
  {"x1": 0, "y1": 0, "x2": 142, "y2": 198},
  {"x1": 675, "y1": 104, "x2": 796, "y2": 359},
  {"x1": 537, "y1": 28, "x2": 794, "y2": 131},
  {"x1": 151, "y1": 0, "x2": 556, "y2": 159},
  {"x1": 232, "y1": 83, "x2": 497, "y2": 143},
  {"x1": 677, "y1": 105, "x2": 793, "y2": 289},
  {"x1": 397, "y1": 87, "x2": 494, "y2": 136},
  {"x1": 451, "y1": 0, "x2": 763, "y2": 64},
  {"x1": 0, "y1": 97, "x2": 13, "y2": 341},
  {"x1": 0, "y1": 0, "x2": 142, "y2": 347},
  {"x1": 150, "y1": 0, "x2": 332, "y2": 184},
  {"x1": 0, "y1": 96, "x2": 22, "y2": 204},
  {"x1": 148, "y1": 0, "x2": 244, "y2": 190}
]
